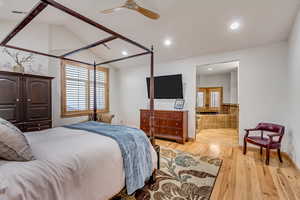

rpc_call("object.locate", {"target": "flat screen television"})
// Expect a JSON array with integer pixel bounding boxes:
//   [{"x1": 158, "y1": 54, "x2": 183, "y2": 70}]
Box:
[{"x1": 146, "y1": 74, "x2": 183, "y2": 99}]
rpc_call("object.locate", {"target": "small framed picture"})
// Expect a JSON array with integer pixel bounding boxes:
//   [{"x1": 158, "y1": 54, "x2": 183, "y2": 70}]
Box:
[{"x1": 174, "y1": 99, "x2": 185, "y2": 110}]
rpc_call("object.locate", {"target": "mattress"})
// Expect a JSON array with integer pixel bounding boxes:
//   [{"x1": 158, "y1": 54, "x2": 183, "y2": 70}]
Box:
[{"x1": 0, "y1": 127, "x2": 157, "y2": 200}]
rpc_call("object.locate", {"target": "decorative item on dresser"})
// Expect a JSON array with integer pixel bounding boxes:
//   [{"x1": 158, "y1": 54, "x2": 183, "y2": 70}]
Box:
[
  {"x1": 0, "y1": 71, "x2": 53, "y2": 132},
  {"x1": 140, "y1": 109, "x2": 188, "y2": 144}
]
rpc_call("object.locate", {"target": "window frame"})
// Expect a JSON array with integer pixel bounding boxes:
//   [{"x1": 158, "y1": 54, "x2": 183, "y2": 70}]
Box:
[{"x1": 61, "y1": 60, "x2": 109, "y2": 118}]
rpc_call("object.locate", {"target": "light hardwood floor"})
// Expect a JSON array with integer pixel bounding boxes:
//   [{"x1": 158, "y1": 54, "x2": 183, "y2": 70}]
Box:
[{"x1": 156, "y1": 128, "x2": 300, "y2": 200}]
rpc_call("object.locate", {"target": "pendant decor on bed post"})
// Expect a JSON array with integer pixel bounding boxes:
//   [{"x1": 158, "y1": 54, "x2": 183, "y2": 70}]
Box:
[
  {"x1": 93, "y1": 61, "x2": 97, "y2": 121},
  {"x1": 149, "y1": 46, "x2": 155, "y2": 146}
]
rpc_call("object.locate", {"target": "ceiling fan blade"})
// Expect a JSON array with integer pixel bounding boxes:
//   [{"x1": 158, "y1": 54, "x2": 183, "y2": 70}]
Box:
[
  {"x1": 135, "y1": 6, "x2": 160, "y2": 20},
  {"x1": 101, "y1": 6, "x2": 125, "y2": 14}
]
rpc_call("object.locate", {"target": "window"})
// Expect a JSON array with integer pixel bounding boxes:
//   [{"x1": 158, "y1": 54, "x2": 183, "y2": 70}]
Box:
[
  {"x1": 197, "y1": 91, "x2": 204, "y2": 107},
  {"x1": 210, "y1": 91, "x2": 220, "y2": 108},
  {"x1": 61, "y1": 60, "x2": 109, "y2": 117}
]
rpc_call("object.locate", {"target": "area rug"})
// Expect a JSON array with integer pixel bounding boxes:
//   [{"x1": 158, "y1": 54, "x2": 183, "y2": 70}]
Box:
[{"x1": 111, "y1": 147, "x2": 222, "y2": 200}]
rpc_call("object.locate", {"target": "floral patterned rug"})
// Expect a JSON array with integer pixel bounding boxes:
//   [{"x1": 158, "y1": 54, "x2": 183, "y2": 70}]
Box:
[{"x1": 111, "y1": 147, "x2": 222, "y2": 200}]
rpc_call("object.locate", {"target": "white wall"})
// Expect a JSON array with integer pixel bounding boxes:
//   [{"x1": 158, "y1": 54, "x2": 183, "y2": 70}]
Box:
[
  {"x1": 0, "y1": 20, "x2": 49, "y2": 75},
  {"x1": 197, "y1": 73, "x2": 232, "y2": 103},
  {"x1": 230, "y1": 71, "x2": 239, "y2": 104},
  {"x1": 287, "y1": 10, "x2": 300, "y2": 168},
  {"x1": 118, "y1": 42, "x2": 288, "y2": 147}
]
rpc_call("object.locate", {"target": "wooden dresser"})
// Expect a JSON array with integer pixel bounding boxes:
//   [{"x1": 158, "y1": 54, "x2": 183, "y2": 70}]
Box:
[
  {"x1": 140, "y1": 109, "x2": 188, "y2": 144},
  {"x1": 0, "y1": 71, "x2": 54, "y2": 132}
]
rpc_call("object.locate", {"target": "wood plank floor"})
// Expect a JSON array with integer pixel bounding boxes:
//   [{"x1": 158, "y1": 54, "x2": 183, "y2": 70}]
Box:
[{"x1": 156, "y1": 128, "x2": 300, "y2": 200}]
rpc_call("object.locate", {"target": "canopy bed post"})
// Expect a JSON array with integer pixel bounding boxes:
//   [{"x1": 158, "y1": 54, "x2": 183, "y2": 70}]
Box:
[
  {"x1": 149, "y1": 46, "x2": 159, "y2": 185},
  {"x1": 93, "y1": 61, "x2": 97, "y2": 121},
  {"x1": 149, "y1": 46, "x2": 155, "y2": 146}
]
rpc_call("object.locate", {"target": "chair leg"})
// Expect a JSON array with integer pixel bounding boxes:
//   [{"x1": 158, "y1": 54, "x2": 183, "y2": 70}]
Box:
[
  {"x1": 266, "y1": 148, "x2": 270, "y2": 165},
  {"x1": 277, "y1": 149, "x2": 283, "y2": 163},
  {"x1": 243, "y1": 139, "x2": 247, "y2": 155},
  {"x1": 260, "y1": 147, "x2": 263, "y2": 155}
]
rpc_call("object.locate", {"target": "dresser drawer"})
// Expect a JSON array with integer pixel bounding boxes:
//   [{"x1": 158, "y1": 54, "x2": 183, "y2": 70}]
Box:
[
  {"x1": 155, "y1": 112, "x2": 182, "y2": 120},
  {"x1": 169, "y1": 120, "x2": 183, "y2": 128},
  {"x1": 141, "y1": 125, "x2": 149, "y2": 133},
  {"x1": 159, "y1": 127, "x2": 182, "y2": 136},
  {"x1": 140, "y1": 117, "x2": 149, "y2": 124},
  {"x1": 171, "y1": 112, "x2": 183, "y2": 120},
  {"x1": 141, "y1": 117, "x2": 159, "y2": 126},
  {"x1": 23, "y1": 121, "x2": 52, "y2": 132},
  {"x1": 158, "y1": 119, "x2": 182, "y2": 128},
  {"x1": 141, "y1": 111, "x2": 150, "y2": 118}
]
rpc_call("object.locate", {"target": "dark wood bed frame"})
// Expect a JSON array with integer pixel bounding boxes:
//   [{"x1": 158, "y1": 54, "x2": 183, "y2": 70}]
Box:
[{"x1": 0, "y1": 0, "x2": 158, "y2": 191}]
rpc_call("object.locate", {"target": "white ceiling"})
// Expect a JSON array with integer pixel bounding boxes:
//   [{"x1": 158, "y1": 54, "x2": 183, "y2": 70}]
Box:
[
  {"x1": 0, "y1": 0, "x2": 299, "y2": 68},
  {"x1": 197, "y1": 61, "x2": 239, "y2": 75}
]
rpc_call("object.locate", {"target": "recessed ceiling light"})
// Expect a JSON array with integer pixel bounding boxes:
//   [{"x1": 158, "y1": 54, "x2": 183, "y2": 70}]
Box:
[
  {"x1": 208, "y1": 68, "x2": 213, "y2": 71},
  {"x1": 230, "y1": 21, "x2": 240, "y2": 30},
  {"x1": 164, "y1": 39, "x2": 172, "y2": 46},
  {"x1": 122, "y1": 51, "x2": 128, "y2": 56}
]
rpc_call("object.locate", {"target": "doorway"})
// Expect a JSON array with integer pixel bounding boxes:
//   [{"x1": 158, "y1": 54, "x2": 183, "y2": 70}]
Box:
[{"x1": 195, "y1": 61, "x2": 239, "y2": 146}]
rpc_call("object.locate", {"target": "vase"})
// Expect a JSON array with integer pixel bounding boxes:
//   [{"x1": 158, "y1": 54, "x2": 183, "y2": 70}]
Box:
[{"x1": 13, "y1": 64, "x2": 25, "y2": 73}]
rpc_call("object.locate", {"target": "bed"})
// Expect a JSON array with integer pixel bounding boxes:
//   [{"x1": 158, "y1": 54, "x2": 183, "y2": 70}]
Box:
[
  {"x1": 0, "y1": 127, "x2": 157, "y2": 200},
  {"x1": 0, "y1": 1, "x2": 158, "y2": 199}
]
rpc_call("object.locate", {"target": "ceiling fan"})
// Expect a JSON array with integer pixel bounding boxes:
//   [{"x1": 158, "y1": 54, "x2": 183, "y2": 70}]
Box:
[{"x1": 101, "y1": 0, "x2": 160, "y2": 20}]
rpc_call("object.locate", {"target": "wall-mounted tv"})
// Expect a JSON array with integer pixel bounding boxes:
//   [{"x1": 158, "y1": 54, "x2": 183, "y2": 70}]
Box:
[{"x1": 146, "y1": 74, "x2": 183, "y2": 99}]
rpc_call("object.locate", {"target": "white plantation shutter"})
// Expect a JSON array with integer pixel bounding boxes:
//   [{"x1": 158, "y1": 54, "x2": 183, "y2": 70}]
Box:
[
  {"x1": 65, "y1": 65, "x2": 89, "y2": 112},
  {"x1": 62, "y1": 61, "x2": 109, "y2": 117},
  {"x1": 90, "y1": 70, "x2": 107, "y2": 110}
]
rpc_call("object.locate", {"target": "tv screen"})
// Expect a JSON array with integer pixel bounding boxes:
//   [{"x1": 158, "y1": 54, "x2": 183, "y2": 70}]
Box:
[{"x1": 147, "y1": 74, "x2": 183, "y2": 99}]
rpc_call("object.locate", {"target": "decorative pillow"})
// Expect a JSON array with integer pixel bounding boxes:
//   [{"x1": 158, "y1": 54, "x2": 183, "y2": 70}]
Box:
[
  {"x1": 99, "y1": 114, "x2": 115, "y2": 124},
  {"x1": 0, "y1": 118, "x2": 34, "y2": 161}
]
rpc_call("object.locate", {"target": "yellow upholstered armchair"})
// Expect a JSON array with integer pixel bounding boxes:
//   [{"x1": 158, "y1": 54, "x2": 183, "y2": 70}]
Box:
[{"x1": 88, "y1": 113, "x2": 115, "y2": 124}]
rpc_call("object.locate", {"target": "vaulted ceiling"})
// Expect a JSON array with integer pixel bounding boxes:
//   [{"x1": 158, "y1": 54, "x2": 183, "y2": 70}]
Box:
[{"x1": 0, "y1": 0, "x2": 299, "y2": 68}]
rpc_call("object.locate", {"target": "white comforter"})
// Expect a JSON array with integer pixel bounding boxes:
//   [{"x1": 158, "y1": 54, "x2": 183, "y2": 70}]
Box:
[{"x1": 0, "y1": 127, "x2": 157, "y2": 200}]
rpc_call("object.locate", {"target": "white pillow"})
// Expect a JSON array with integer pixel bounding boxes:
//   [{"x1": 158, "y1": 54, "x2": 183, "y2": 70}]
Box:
[{"x1": 0, "y1": 118, "x2": 34, "y2": 161}]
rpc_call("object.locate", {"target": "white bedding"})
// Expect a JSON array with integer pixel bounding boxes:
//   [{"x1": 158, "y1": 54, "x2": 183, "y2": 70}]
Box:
[{"x1": 0, "y1": 127, "x2": 157, "y2": 200}]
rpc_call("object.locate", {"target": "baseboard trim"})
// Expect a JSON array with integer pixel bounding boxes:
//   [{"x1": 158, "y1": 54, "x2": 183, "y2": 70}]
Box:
[{"x1": 282, "y1": 152, "x2": 299, "y2": 170}]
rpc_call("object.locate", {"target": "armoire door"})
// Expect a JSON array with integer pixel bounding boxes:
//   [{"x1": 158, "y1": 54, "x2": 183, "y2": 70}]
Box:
[
  {"x1": 24, "y1": 77, "x2": 51, "y2": 121},
  {"x1": 0, "y1": 73, "x2": 22, "y2": 123}
]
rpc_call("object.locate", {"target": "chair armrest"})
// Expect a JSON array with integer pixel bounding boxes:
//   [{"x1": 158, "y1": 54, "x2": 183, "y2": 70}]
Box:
[
  {"x1": 267, "y1": 133, "x2": 281, "y2": 137},
  {"x1": 244, "y1": 128, "x2": 259, "y2": 132},
  {"x1": 244, "y1": 128, "x2": 259, "y2": 138},
  {"x1": 267, "y1": 133, "x2": 281, "y2": 143}
]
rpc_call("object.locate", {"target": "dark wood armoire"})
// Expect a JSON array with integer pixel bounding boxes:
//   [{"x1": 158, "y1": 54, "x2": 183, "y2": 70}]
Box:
[{"x1": 0, "y1": 71, "x2": 53, "y2": 132}]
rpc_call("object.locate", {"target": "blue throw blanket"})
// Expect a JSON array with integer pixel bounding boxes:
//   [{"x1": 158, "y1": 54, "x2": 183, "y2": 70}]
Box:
[{"x1": 63, "y1": 121, "x2": 152, "y2": 194}]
